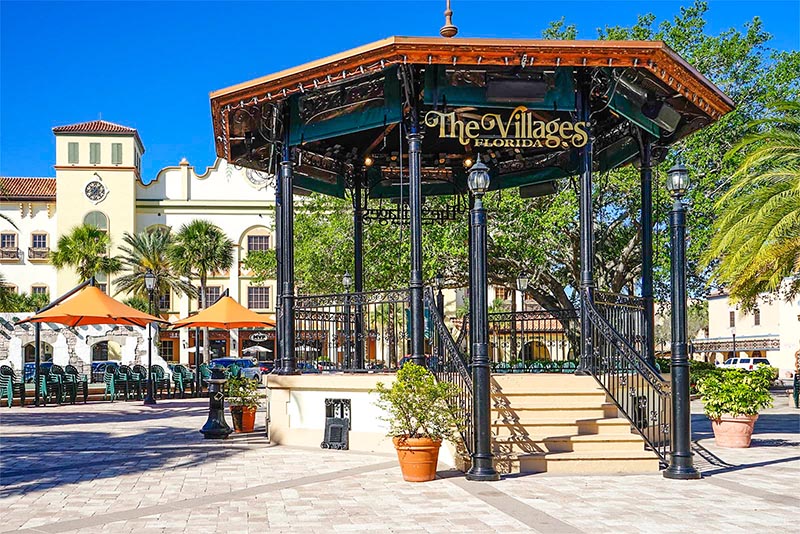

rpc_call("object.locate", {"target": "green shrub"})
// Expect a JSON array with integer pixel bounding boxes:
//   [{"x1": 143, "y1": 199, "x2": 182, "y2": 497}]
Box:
[
  {"x1": 373, "y1": 363, "x2": 461, "y2": 441},
  {"x1": 225, "y1": 376, "x2": 260, "y2": 409},
  {"x1": 697, "y1": 366, "x2": 773, "y2": 420}
]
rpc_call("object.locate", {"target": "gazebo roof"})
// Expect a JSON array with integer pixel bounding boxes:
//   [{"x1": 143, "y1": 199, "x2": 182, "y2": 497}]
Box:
[{"x1": 210, "y1": 36, "x2": 733, "y2": 199}]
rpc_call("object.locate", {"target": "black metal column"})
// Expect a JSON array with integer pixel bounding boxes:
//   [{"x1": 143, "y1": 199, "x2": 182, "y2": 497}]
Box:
[
  {"x1": 408, "y1": 124, "x2": 425, "y2": 367},
  {"x1": 640, "y1": 133, "x2": 656, "y2": 367},
  {"x1": 664, "y1": 197, "x2": 701, "y2": 479},
  {"x1": 576, "y1": 71, "x2": 595, "y2": 375},
  {"x1": 466, "y1": 191, "x2": 500, "y2": 481},
  {"x1": 34, "y1": 322, "x2": 41, "y2": 406},
  {"x1": 275, "y1": 162, "x2": 283, "y2": 373},
  {"x1": 279, "y1": 151, "x2": 297, "y2": 374},
  {"x1": 353, "y1": 175, "x2": 365, "y2": 370}
]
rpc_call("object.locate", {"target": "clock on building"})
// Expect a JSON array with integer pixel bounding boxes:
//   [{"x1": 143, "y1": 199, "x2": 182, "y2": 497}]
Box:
[{"x1": 84, "y1": 180, "x2": 107, "y2": 202}]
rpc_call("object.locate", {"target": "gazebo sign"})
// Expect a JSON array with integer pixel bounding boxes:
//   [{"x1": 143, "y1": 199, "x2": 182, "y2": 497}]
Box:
[{"x1": 424, "y1": 106, "x2": 589, "y2": 149}]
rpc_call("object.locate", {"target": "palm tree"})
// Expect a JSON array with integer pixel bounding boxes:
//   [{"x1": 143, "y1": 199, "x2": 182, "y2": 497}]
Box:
[
  {"x1": 50, "y1": 224, "x2": 121, "y2": 282},
  {"x1": 705, "y1": 100, "x2": 800, "y2": 309},
  {"x1": 114, "y1": 227, "x2": 197, "y2": 310},
  {"x1": 169, "y1": 220, "x2": 234, "y2": 361}
]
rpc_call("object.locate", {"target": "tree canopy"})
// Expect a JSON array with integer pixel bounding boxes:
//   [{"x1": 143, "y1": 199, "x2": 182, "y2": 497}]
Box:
[{"x1": 245, "y1": 2, "x2": 799, "y2": 313}]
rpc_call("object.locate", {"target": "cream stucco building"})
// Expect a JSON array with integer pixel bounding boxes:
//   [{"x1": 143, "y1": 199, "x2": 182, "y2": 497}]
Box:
[
  {"x1": 1, "y1": 120, "x2": 279, "y2": 369},
  {"x1": 693, "y1": 287, "x2": 800, "y2": 377}
]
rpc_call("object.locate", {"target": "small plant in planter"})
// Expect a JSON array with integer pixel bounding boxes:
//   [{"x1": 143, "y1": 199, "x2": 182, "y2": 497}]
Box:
[
  {"x1": 697, "y1": 366, "x2": 773, "y2": 448},
  {"x1": 374, "y1": 362, "x2": 461, "y2": 482},
  {"x1": 226, "y1": 375, "x2": 260, "y2": 433}
]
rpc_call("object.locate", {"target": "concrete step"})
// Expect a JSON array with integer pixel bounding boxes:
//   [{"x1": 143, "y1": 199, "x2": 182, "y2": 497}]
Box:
[
  {"x1": 518, "y1": 450, "x2": 661, "y2": 474},
  {"x1": 491, "y1": 374, "x2": 605, "y2": 394},
  {"x1": 493, "y1": 402, "x2": 620, "y2": 421},
  {"x1": 491, "y1": 417, "x2": 634, "y2": 438},
  {"x1": 491, "y1": 431, "x2": 645, "y2": 454},
  {"x1": 493, "y1": 392, "x2": 609, "y2": 409}
]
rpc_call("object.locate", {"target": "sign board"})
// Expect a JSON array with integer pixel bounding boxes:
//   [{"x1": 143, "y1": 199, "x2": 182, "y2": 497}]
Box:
[{"x1": 424, "y1": 106, "x2": 589, "y2": 149}]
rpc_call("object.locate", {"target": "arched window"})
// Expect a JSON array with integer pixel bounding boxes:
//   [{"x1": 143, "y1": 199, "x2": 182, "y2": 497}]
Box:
[
  {"x1": 24, "y1": 342, "x2": 53, "y2": 363},
  {"x1": 84, "y1": 211, "x2": 109, "y2": 232}
]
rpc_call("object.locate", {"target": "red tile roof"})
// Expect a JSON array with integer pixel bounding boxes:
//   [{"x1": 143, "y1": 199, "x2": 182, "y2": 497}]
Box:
[
  {"x1": 0, "y1": 177, "x2": 56, "y2": 201},
  {"x1": 52, "y1": 120, "x2": 144, "y2": 150},
  {"x1": 52, "y1": 119, "x2": 138, "y2": 135}
]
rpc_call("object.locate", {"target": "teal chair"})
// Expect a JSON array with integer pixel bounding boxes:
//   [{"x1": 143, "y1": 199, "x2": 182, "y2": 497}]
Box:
[
  {"x1": 172, "y1": 365, "x2": 195, "y2": 398},
  {"x1": 103, "y1": 369, "x2": 118, "y2": 401},
  {"x1": 0, "y1": 365, "x2": 25, "y2": 408},
  {"x1": 151, "y1": 365, "x2": 171, "y2": 398}
]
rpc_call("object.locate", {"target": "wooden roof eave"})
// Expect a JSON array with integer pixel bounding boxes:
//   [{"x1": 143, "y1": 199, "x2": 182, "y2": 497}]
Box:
[{"x1": 210, "y1": 36, "x2": 734, "y2": 160}]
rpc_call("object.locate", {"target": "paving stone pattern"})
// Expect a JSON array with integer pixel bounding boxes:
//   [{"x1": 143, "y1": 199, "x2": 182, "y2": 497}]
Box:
[{"x1": 1, "y1": 395, "x2": 798, "y2": 533}]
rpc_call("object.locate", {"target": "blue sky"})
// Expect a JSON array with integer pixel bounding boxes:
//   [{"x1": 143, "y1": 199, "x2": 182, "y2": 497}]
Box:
[{"x1": 1, "y1": 1, "x2": 798, "y2": 183}]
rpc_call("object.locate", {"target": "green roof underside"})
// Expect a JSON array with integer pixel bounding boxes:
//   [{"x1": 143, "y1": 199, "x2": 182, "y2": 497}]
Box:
[{"x1": 231, "y1": 65, "x2": 678, "y2": 199}]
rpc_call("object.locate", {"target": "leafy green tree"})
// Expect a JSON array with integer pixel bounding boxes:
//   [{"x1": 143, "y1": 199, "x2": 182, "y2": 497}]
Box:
[
  {"x1": 0, "y1": 286, "x2": 49, "y2": 313},
  {"x1": 50, "y1": 224, "x2": 121, "y2": 282},
  {"x1": 169, "y1": 220, "x2": 234, "y2": 360},
  {"x1": 114, "y1": 227, "x2": 197, "y2": 310},
  {"x1": 704, "y1": 100, "x2": 800, "y2": 309},
  {"x1": 122, "y1": 296, "x2": 150, "y2": 314}
]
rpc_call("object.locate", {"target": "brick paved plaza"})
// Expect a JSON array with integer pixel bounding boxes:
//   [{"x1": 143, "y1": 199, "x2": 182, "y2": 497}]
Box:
[{"x1": 1, "y1": 396, "x2": 797, "y2": 534}]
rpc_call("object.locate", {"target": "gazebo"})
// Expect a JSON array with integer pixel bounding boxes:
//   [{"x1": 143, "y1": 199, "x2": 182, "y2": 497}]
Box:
[{"x1": 208, "y1": 33, "x2": 732, "y2": 478}]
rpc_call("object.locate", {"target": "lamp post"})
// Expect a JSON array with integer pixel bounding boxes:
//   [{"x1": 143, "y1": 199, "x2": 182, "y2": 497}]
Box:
[
  {"x1": 514, "y1": 272, "x2": 529, "y2": 363},
  {"x1": 435, "y1": 272, "x2": 445, "y2": 317},
  {"x1": 143, "y1": 269, "x2": 157, "y2": 406},
  {"x1": 730, "y1": 326, "x2": 737, "y2": 358},
  {"x1": 343, "y1": 271, "x2": 352, "y2": 370},
  {"x1": 466, "y1": 156, "x2": 500, "y2": 482},
  {"x1": 663, "y1": 162, "x2": 700, "y2": 480}
]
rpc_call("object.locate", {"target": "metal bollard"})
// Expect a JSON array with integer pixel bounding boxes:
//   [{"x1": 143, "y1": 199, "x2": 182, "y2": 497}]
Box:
[{"x1": 200, "y1": 367, "x2": 232, "y2": 439}]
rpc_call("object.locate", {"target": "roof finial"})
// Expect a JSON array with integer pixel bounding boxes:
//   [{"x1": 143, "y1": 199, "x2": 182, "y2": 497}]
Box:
[{"x1": 440, "y1": 0, "x2": 458, "y2": 38}]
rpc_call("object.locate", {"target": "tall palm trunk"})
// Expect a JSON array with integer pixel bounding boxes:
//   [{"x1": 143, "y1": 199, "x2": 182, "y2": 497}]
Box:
[{"x1": 200, "y1": 274, "x2": 211, "y2": 366}]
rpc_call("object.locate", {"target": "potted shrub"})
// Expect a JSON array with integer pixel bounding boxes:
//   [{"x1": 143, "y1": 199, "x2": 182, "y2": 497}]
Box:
[
  {"x1": 226, "y1": 375, "x2": 259, "y2": 433},
  {"x1": 697, "y1": 366, "x2": 773, "y2": 448},
  {"x1": 374, "y1": 362, "x2": 461, "y2": 482}
]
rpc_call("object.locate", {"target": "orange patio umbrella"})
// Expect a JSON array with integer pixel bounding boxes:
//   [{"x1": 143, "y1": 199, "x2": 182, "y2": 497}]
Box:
[
  {"x1": 17, "y1": 285, "x2": 168, "y2": 327},
  {"x1": 171, "y1": 296, "x2": 275, "y2": 329}
]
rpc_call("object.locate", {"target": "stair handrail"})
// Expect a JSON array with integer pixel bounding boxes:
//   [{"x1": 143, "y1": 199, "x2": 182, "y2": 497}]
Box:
[
  {"x1": 424, "y1": 287, "x2": 474, "y2": 454},
  {"x1": 583, "y1": 288, "x2": 671, "y2": 465}
]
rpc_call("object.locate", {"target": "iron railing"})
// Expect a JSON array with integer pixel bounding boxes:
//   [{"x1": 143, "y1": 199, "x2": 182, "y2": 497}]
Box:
[
  {"x1": 293, "y1": 289, "x2": 410, "y2": 370},
  {"x1": 0, "y1": 248, "x2": 21, "y2": 260},
  {"x1": 594, "y1": 290, "x2": 648, "y2": 359},
  {"x1": 486, "y1": 308, "x2": 580, "y2": 372},
  {"x1": 28, "y1": 247, "x2": 50, "y2": 260},
  {"x1": 424, "y1": 287, "x2": 474, "y2": 454},
  {"x1": 584, "y1": 289, "x2": 671, "y2": 465}
]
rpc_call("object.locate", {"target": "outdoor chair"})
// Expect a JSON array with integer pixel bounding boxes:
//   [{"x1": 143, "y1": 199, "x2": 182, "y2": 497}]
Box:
[
  {"x1": 39, "y1": 365, "x2": 64, "y2": 405},
  {"x1": 198, "y1": 363, "x2": 211, "y2": 390},
  {"x1": 65, "y1": 365, "x2": 89, "y2": 403},
  {"x1": 150, "y1": 365, "x2": 171, "y2": 399},
  {"x1": 132, "y1": 364, "x2": 149, "y2": 396},
  {"x1": 117, "y1": 365, "x2": 142, "y2": 400},
  {"x1": 0, "y1": 365, "x2": 25, "y2": 408},
  {"x1": 172, "y1": 365, "x2": 195, "y2": 398},
  {"x1": 103, "y1": 369, "x2": 118, "y2": 401},
  {"x1": 50, "y1": 365, "x2": 79, "y2": 404},
  {"x1": 227, "y1": 363, "x2": 242, "y2": 378}
]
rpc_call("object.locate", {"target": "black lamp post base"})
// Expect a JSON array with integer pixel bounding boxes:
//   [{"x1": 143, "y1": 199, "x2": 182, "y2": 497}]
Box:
[
  {"x1": 663, "y1": 461, "x2": 702, "y2": 480},
  {"x1": 466, "y1": 466, "x2": 501, "y2": 482},
  {"x1": 200, "y1": 419, "x2": 232, "y2": 439},
  {"x1": 143, "y1": 396, "x2": 157, "y2": 406}
]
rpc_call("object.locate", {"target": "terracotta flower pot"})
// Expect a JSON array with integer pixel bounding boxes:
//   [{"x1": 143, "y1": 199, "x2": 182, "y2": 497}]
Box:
[
  {"x1": 711, "y1": 414, "x2": 758, "y2": 448},
  {"x1": 392, "y1": 436, "x2": 442, "y2": 482},
  {"x1": 230, "y1": 405, "x2": 257, "y2": 433}
]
